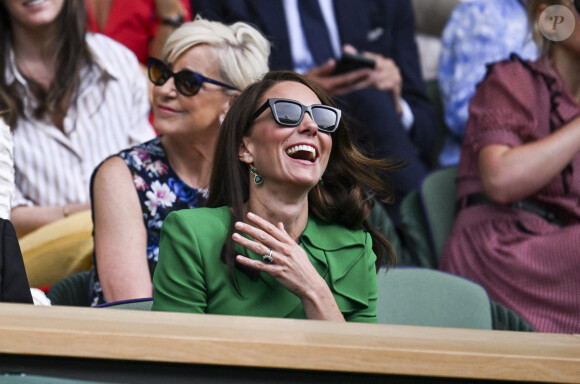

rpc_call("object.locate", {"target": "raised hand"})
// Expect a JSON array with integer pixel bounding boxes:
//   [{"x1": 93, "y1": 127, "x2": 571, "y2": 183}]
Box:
[
  {"x1": 232, "y1": 212, "x2": 344, "y2": 321},
  {"x1": 232, "y1": 212, "x2": 321, "y2": 297}
]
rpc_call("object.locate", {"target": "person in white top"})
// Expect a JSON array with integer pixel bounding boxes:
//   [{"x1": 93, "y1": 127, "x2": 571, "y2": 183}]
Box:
[
  {"x1": 0, "y1": 118, "x2": 14, "y2": 220},
  {"x1": 0, "y1": 0, "x2": 156, "y2": 238}
]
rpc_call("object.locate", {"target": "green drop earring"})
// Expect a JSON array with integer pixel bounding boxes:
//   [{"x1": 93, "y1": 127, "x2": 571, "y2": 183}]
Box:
[{"x1": 250, "y1": 163, "x2": 263, "y2": 184}]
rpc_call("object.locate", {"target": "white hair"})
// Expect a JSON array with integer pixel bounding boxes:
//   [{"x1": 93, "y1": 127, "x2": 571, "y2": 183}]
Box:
[{"x1": 162, "y1": 16, "x2": 271, "y2": 93}]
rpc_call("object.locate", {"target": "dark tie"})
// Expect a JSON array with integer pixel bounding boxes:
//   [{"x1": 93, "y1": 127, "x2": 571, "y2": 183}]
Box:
[{"x1": 297, "y1": 0, "x2": 335, "y2": 66}]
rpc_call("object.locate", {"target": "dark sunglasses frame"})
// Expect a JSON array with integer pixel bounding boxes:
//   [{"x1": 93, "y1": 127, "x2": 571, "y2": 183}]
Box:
[
  {"x1": 249, "y1": 98, "x2": 341, "y2": 133},
  {"x1": 147, "y1": 57, "x2": 237, "y2": 97}
]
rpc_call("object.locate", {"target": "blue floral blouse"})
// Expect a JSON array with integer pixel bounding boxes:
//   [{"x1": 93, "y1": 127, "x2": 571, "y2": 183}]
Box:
[
  {"x1": 437, "y1": 0, "x2": 538, "y2": 166},
  {"x1": 89, "y1": 136, "x2": 207, "y2": 305}
]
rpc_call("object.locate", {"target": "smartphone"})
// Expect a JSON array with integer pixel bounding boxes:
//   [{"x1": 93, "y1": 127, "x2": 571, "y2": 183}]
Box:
[{"x1": 332, "y1": 53, "x2": 376, "y2": 75}]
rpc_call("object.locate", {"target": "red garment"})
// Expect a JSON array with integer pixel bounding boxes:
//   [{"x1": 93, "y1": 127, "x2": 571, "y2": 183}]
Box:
[
  {"x1": 86, "y1": 0, "x2": 192, "y2": 65},
  {"x1": 439, "y1": 55, "x2": 580, "y2": 334}
]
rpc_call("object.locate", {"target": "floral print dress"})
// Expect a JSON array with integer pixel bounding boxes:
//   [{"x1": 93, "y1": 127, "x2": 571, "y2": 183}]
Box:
[{"x1": 89, "y1": 137, "x2": 207, "y2": 305}]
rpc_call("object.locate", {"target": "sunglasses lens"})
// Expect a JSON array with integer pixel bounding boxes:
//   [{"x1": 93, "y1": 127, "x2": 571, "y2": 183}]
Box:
[
  {"x1": 274, "y1": 101, "x2": 302, "y2": 125},
  {"x1": 175, "y1": 72, "x2": 201, "y2": 96},
  {"x1": 149, "y1": 60, "x2": 168, "y2": 85},
  {"x1": 312, "y1": 107, "x2": 338, "y2": 132}
]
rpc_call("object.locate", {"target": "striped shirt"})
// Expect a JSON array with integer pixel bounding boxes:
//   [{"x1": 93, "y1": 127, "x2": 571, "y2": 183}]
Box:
[
  {"x1": 8, "y1": 33, "x2": 156, "y2": 207},
  {"x1": 0, "y1": 118, "x2": 13, "y2": 219}
]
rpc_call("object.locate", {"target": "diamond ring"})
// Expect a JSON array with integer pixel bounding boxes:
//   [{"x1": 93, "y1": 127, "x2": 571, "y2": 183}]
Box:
[{"x1": 262, "y1": 248, "x2": 273, "y2": 264}]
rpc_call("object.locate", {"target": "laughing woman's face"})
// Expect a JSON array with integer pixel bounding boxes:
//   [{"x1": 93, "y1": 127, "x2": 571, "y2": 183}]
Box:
[{"x1": 239, "y1": 81, "x2": 334, "y2": 192}]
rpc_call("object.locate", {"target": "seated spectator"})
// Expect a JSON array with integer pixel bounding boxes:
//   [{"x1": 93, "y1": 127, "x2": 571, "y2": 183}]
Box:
[
  {"x1": 152, "y1": 70, "x2": 397, "y2": 321},
  {"x1": 439, "y1": 0, "x2": 580, "y2": 333},
  {"x1": 0, "y1": 0, "x2": 155, "y2": 286},
  {"x1": 438, "y1": 0, "x2": 539, "y2": 166},
  {"x1": 89, "y1": 17, "x2": 270, "y2": 305},
  {"x1": 192, "y1": 0, "x2": 437, "y2": 226},
  {"x1": 85, "y1": 0, "x2": 192, "y2": 68}
]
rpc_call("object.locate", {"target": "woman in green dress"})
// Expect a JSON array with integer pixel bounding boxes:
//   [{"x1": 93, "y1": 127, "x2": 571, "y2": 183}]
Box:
[{"x1": 152, "y1": 70, "x2": 397, "y2": 322}]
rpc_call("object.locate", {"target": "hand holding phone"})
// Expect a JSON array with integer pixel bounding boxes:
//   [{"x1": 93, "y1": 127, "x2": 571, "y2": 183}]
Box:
[{"x1": 332, "y1": 53, "x2": 376, "y2": 75}]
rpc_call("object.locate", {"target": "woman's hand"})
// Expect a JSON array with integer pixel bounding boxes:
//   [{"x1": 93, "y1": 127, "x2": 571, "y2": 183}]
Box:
[{"x1": 233, "y1": 212, "x2": 344, "y2": 321}]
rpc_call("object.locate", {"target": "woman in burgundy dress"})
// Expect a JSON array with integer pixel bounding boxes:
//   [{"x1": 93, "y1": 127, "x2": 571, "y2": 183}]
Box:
[{"x1": 439, "y1": 0, "x2": 580, "y2": 333}]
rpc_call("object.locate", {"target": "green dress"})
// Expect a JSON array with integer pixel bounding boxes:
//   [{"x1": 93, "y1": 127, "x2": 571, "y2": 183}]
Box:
[{"x1": 152, "y1": 207, "x2": 378, "y2": 322}]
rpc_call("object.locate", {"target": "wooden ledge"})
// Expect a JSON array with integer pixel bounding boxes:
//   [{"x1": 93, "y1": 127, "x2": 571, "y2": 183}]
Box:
[{"x1": 0, "y1": 303, "x2": 578, "y2": 383}]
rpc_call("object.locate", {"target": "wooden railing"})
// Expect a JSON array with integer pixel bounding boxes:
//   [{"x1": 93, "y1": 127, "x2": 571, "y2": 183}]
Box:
[{"x1": 0, "y1": 303, "x2": 578, "y2": 383}]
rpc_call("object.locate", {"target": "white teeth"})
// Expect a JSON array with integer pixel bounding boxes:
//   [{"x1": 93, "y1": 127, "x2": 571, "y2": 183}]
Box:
[
  {"x1": 25, "y1": 0, "x2": 45, "y2": 5},
  {"x1": 286, "y1": 144, "x2": 316, "y2": 157}
]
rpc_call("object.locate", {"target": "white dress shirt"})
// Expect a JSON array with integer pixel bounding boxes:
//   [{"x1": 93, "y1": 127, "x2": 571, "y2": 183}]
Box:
[
  {"x1": 8, "y1": 33, "x2": 156, "y2": 208},
  {"x1": 282, "y1": 0, "x2": 414, "y2": 130}
]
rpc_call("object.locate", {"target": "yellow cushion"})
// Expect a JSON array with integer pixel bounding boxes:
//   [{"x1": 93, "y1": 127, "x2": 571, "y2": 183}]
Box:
[{"x1": 20, "y1": 210, "x2": 93, "y2": 288}]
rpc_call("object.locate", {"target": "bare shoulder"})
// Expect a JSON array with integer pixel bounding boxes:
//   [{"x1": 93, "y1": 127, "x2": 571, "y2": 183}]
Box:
[
  {"x1": 92, "y1": 156, "x2": 135, "y2": 194},
  {"x1": 92, "y1": 155, "x2": 142, "y2": 219}
]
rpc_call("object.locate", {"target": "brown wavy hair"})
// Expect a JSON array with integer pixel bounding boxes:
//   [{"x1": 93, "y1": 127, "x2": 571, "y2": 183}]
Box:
[
  {"x1": 208, "y1": 70, "x2": 398, "y2": 282},
  {"x1": 0, "y1": 0, "x2": 93, "y2": 129}
]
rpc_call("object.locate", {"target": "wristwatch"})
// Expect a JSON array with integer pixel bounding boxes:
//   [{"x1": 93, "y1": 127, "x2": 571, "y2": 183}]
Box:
[{"x1": 160, "y1": 14, "x2": 185, "y2": 27}]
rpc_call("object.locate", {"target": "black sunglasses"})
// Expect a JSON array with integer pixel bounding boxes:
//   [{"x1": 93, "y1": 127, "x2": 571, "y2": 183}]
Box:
[
  {"x1": 147, "y1": 57, "x2": 237, "y2": 97},
  {"x1": 249, "y1": 98, "x2": 341, "y2": 133}
]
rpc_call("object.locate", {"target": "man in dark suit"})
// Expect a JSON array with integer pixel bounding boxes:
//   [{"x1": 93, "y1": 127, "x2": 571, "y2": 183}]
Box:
[{"x1": 192, "y1": 0, "x2": 436, "y2": 224}]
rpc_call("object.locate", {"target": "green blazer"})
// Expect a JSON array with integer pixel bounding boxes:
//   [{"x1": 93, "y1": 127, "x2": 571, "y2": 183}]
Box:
[{"x1": 152, "y1": 207, "x2": 378, "y2": 322}]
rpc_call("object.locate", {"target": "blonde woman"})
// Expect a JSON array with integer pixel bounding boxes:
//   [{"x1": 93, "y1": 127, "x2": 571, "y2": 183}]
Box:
[{"x1": 90, "y1": 17, "x2": 270, "y2": 305}]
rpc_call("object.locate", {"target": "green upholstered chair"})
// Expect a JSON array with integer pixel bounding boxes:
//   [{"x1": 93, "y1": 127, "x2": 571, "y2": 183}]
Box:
[
  {"x1": 490, "y1": 301, "x2": 535, "y2": 332},
  {"x1": 368, "y1": 198, "x2": 410, "y2": 266},
  {"x1": 398, "y1": 190, "x2": 434, "y2": 268},
  {"x1": 97, "y1": 297, "x2": 153, "y2": 310},
  {"x1": 1, "y1": 373, "x2": 110, "y2": 384},
  {"x1": 376, "y1": 267, "x2": 493, "y2": 330},
  {"x1": 46, "y1": 269, "x2": 91, "y2": 307},
  {"x1": 424, "y1": 79, "x2": 449, "y2": 167},
  {"x1": 0, "y1": 373, "x2": 106, "y2": 384},
  {"x1": 419, "y1": 166, "x2": 458, "y2": 263}
]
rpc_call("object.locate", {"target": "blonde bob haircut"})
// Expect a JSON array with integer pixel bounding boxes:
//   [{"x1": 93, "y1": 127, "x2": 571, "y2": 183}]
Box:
[{"x1": 162, "y1": 16, "x2": 270, "y2": 93}]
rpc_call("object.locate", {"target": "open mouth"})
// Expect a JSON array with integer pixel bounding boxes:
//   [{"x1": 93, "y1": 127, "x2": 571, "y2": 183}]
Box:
[{"x1": 286, "y1": 144, "x2": 317, "y2": 162}]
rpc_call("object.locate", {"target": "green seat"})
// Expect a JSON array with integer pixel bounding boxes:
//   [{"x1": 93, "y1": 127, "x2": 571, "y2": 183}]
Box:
[
  {"x1": 1, "y1": 373, "x2": 109, "y2": 384},
  {"x1": 398, "y1": 190, "x2": 433, "y2": 268},
  {"x1": 419, "y1": 166, "x2": 458, "y2": 263},
  {"x1": 377, "y1": 267, "x2": 492, "y2": 330},
  {"x1": 367, "y1": 198, "x2": 408, "y2": 266},
  {"x1": 46, "y1": 270, "x2": 91, "y2": 306},
  {"x1": 424, "y1": 79, "x2": 449, "y2": 167},
  {"x1": 490, "y1": 300, "x2": 535, "y2": 332},
  {"x1": 97, "y1": 297, "x2": 153, "y2": 310}
]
